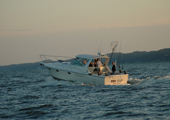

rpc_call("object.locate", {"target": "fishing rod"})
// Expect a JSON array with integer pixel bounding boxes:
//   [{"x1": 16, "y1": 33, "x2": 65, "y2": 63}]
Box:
[
  {"x1": 117, "y1": 42, "x2": 122, "y2": 70},
  {"x1": 108, "y1": 41, "x2": 118, "y2": 65},
  {"x1": 122, "y1": 43, "x2": 128, "y2": 70}
]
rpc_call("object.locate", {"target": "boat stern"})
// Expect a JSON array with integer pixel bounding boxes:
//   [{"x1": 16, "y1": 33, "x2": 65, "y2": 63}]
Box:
[{"x1": 104, "y1": 74, "x2": 128, "y2": 85}]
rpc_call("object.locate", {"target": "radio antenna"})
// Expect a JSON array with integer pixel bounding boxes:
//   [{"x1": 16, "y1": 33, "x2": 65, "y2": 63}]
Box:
[{"x1": 122, "y1": 43, "x2": 128, "y2": 69}]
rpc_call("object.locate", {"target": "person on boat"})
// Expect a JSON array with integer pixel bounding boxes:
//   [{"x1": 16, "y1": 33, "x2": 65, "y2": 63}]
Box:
[
  {"x1": 96, "y1": 59, "x2": 103, "y2": 75},
  {"x1": 93, "y1": 61, "x2": 98, "y2": 73},
  {"x1": 94, "y1": 61, "x2": 97, "y2": 67},
  {"x1": 89, "y1": 62, "x2": 93, "y2": 67},
  {"x1": 97, "y1": 58, "x2": 102, "y2": 68},
  {"x1": 82, "y1": 59, "x2": 87, "y2": 65},
  {"x1": 112, "y1": 62, "x2": 116, "y2": 75}
]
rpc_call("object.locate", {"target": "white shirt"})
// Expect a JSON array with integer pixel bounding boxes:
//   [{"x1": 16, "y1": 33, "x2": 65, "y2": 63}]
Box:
[{"x1": 97, "y1": 61, "x2": 102, "y2": 68}]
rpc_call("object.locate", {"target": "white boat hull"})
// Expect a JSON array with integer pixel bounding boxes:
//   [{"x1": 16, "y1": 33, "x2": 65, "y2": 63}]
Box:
[
  {"x1": 48, "y1": 68, "x2": 128, "y2": 85},
  {"x1": 40, "y1": 51, "x2": 129, "y2": 85}
]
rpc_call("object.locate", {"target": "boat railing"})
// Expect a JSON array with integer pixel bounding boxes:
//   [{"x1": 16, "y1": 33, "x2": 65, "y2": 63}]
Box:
[
  {"x1": 40, "y1": 54, "x2": 74, "y2": 63},
  {"x1": 40, "y1": 55, "x2": 89, "y2": 73}
]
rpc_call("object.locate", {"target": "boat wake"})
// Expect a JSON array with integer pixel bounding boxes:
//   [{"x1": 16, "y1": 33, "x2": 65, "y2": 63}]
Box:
[
  {"x1": 35, "y1": 74, "x2": 170, "y2": 87},
  {"x1": 128, "y1": 75, "x2": 170, "y2": 86}
]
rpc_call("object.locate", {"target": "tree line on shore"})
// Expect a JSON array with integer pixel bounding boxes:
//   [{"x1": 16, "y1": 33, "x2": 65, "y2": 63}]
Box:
[{"x1": 109, "y1": 48, "x2": 170, "y2": 64}]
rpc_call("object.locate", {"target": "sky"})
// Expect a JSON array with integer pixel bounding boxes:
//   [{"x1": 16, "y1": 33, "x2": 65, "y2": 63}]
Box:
[{"x1": 0, "y1": 0, "x2": 170, "y2": 66}]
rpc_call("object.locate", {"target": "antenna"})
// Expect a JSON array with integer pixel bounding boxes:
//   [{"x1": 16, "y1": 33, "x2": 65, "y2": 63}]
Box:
[
  {"x1": 122, "y1": 43, "x2": 128, "y2": 69},
  {"x1": 98, "y1": 40, "x2": 101, "y2": 55},
  {"x1": 108, "y1": 32, "x2": 111, "y2": 54},
  {"x1": 117, "y1": 41, "x2": 122, "y2": 69},
  {"x1": 94, "y1": 39, "x2": 97, "y2": 56}
]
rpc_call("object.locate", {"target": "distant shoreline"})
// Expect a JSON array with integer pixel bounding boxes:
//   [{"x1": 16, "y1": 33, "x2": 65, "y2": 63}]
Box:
[
  {"x1": 109, "y1": 48, "x2": 170, "y2": 64},
  {"x1": 0, "y1": 48, "x2": 170, "y2": 71}
]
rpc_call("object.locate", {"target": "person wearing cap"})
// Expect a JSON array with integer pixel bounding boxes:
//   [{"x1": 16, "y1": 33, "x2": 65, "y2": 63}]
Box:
[{"x1": 112, "y1": 62, "x2": 116, "y2": 75}]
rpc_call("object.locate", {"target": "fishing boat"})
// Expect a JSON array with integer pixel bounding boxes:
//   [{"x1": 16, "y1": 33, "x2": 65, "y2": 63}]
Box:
[{"x1": 39, "y1": 42, "x2": 128, "y2": 85}]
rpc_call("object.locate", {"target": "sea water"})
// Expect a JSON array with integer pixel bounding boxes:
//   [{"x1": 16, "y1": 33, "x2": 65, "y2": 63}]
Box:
[{"x1": 0, "y1": 62, "x2": 170, "y2": 120}]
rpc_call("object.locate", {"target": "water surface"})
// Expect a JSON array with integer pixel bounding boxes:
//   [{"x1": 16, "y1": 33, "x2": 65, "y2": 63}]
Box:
[{"x1": 0, "y1": 62, "x2": 170, "y2": 119}]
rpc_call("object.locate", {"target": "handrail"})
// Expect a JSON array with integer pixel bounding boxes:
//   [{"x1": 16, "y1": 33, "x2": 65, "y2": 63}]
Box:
[{"x1": 40, "y1": 54, "x2": 74, "y2": 63}]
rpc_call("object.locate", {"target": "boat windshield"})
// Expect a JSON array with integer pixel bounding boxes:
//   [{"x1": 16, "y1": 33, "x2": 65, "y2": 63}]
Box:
[{"x1": 70, "y1": 58, "x2": 89, "y2": 67}]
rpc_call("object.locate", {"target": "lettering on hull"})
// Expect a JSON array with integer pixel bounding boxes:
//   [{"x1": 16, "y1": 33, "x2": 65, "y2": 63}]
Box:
[
  {"x1": 111, "y1": 79, "x2": 123, "y2": 83},
  {"x1": 117, "y1": 79, "x2": 123, "y2": 82},
  {"x1": 111, "y1": 80, "x2": 116, "y2": 82}
]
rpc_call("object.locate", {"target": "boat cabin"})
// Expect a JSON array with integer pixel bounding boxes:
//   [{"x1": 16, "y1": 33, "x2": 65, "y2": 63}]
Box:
[{"x1": 70, "y1": 54, "x2": 112, "y2": 75}]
